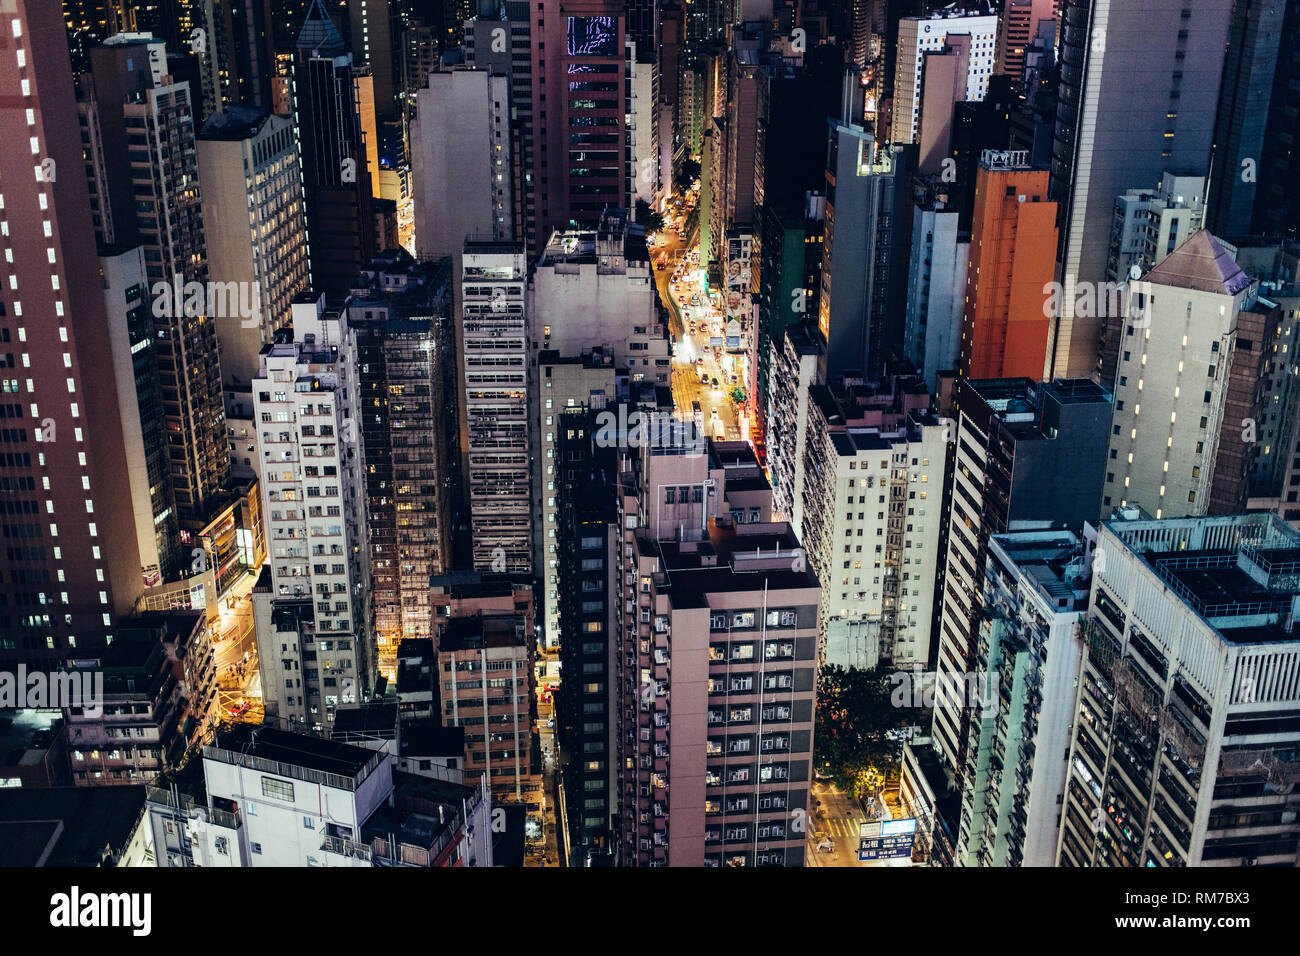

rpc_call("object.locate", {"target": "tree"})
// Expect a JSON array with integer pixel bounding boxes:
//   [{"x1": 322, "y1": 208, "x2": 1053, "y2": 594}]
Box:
[
  {"x1": 675, "y1": 159, "x2": 701, "y2": 192},
  {"x1": 634, "y1": 199, "x2": 666, "y2": 235},
  {"x1": 730, "y1": 386, "x2": 745, "y2": 405},
  {"x1": 814, "y1": 665, "x2": 920, "y2": 797}
]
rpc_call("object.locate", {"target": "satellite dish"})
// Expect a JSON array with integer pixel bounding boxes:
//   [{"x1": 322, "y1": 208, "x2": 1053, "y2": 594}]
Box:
[{"x1": 1129, "y1": 264, "x2": 1142, "y2": 280}]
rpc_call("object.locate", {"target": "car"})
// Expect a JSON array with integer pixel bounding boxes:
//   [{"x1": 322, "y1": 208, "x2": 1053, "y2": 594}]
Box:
[
  {"x1": 711, "y1": 376, "x2": 719, "y2": 390},
  {"x1": 547, "y1": 716, "x2": 555, "y2": 729},
  {"x1": 688, "y1": 321, "x2": 696, "y2": 334},
  {"x1": 696, "y1": 357, "x2": 705, "y2": 366},
  {"x1": 228, "y1": 698, "x2": 251, "y2": 718},
  {"x1": 729, "y1": 373, "x2": 739, "y2": 386},
  {"x1": 710, "y1": 407, "x2": 719, "y2": 421},
  {"x1": 817, "y1": 839, "x2": 835, "y2": 853}
]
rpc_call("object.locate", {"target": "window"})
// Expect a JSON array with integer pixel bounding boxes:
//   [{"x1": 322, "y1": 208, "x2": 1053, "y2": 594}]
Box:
[
  {"x1": 251, "y1": 842, "x2": 263, "y2": 854},
  {"x1": 261, "y1": 777, "x2": 295, "y2": 801},
  {"x1": 303, "y1": 816, "x2": 315, "y2": 829}
]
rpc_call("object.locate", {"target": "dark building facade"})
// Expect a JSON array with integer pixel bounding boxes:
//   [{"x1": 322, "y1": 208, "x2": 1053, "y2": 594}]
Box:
[
  {"x1": 295, "y1": 0, "x2": 378, "y2": 298},
  {"x1": 555, "y1": 404, "x2": 618, "y2": 864}
]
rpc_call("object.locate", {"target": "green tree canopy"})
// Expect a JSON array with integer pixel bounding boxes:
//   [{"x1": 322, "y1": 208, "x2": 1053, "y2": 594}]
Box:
[{"x1": 814, "y1": 665, "x2": 922, "y2": 797}]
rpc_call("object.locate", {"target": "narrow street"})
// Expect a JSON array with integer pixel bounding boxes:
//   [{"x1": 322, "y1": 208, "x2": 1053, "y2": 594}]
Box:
[
  {"x1": 649, "y1": 194, "x2": 744, "y2": 445},
  {"x1": 212, "y1": 571, "x2": 262, "y2": 725}
]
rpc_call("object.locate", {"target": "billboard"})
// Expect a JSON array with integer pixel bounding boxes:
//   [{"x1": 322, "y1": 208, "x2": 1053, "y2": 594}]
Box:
[{"x1": 858, "y1": 817, "x2": 917, "y2": 862}]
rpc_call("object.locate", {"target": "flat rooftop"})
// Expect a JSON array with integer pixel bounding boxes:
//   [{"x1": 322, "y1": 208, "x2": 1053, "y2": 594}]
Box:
[
  {"x1": 441, "y1": 612, "x2": 528, "y2": 652},
  {"x1": 0, "y1": 710, "x2": 62, "y2": 770},
  {"x1": 0, "y1": 786, "x2": 146, "y2": 866},
  {"x1": 209, "y1": 725, "x2": 380, "y2": 779}
]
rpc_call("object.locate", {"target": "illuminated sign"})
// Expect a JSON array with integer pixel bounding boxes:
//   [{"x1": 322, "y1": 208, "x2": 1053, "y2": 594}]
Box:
[
  {"x1": 859, "y1": 817, "x2": 917, "y2": 862},
  {"x1": 567, "y1": 17, "x2": 617, "y2": 56}
]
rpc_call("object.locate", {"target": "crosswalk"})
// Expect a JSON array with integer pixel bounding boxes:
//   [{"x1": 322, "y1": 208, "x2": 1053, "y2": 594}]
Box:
[{"x1": 816, "y1": 814, "x2": 861, "y2": 839}]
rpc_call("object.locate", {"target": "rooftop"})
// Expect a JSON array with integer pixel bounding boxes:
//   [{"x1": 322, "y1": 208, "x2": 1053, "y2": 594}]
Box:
[
  {"x1": 440, "y1": 612, "x2": 528, "y2": 652},
  {"x1": 0, "y1": 786, "x2": 146, "y2": 866},
  {"x1": 399, "y1": 720, "x2": 465, "y2": 760},
  {"x1": 1107, "y1": 514, "x2": 1300, "y2": 645},
  {"x1": 0, "y1": 710, "x2": 63, "y2": 770},
  {"x1": 1146, "y1": 229, "x2": 1252, "y2": 296},
  {"x1": 208, "y1": 725, "x2": 382, "y2": 783}
]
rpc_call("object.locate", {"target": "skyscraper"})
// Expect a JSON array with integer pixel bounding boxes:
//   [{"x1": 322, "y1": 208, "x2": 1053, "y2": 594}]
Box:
[
  {"x1": 1047, "y1": 0, "x2": 1233, "y2": 381},
  {"x1": 1060, "y1": 513, "x2": 1300, "y2": 867},
  {"x1": 252, "y1": 298, "x2": 372, "y2": 728},
  {"x1": 529, "y1": 0, "x2": 631, "y2": 248},
  {"x1": 890, "y1": 9, "x2": 999, "y2": 146},
  {"x1": 956, "y1": 528, "x2": 1087, "y2": 867},
  {"x1": 818, "y1": 124, "x2": 909, "y2": 378},
  {"x1": 409, "y1": 67, "x2": 514, "y2": 262},
  {"x1": 456, "y1": 240, "x2": 532, "y2": 574},
  {"x1": 1206, "y1": 0, "x2": 1300, "y2": 241},
  {"x1": 1103, "y1": 230, "x2": 1273, "y2": 519},
  {"x1": 81, "y1": 34, "x2": 230, "y2": 525},
  {"x1": 932, "y1": 377, "x2": 1110, "y2": 779},
  {"x1": 957, "y1": 152, "x2": 1058, "y2": 381},
  {"x1": 197, "y1": 106, "x2": 311, "y2": 414},
  {"x1": 615, "y1": 440, "x2": 820, "y2": 867},
  {"x1": 344, "y1": 253, "x2": 453, "y2": 683},
  {"x1": 0, "y1": 0, "x2": 145, "y2": 666},
  {"x1": 294, "y1": 0, "x2": 377, "y2": 298}
]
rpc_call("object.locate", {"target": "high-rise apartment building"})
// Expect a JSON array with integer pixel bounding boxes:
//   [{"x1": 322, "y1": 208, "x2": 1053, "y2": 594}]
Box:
[
  {"x1": 757, "y1": 204, "x2": 824, "y2": 459},
  {"x1": 252, "y1": 298, "x2": 371, "y2": 728},
  {"x1": 457, "y1": 241, "x2": 531, "y2": 573},
  {"x1": 100, "y1": 246, "x2": 182, "y2": 586},
  {"x1": 818, "y1": 125, "x2": 909, "y2": 379},
  {"x1": 1060, "y1": 513, "x2": 1300, "y2": 867},
  {"x1": 1047, "y1": 0, "x2": 1233, "y2": 381},
  {"x1": 529, "y1": 0, "x2": 631, "y2": 248},
  {"x1": 464, "y1": 1, "x2": 536, "y2": 255},
  {"x1": 410, "y1": 68, "x2": 514, "y2": 262},
  {"x1": 801, "y1": 386, "x2": 946, "y2": 670},
  {"x1": 0, "y1": 0, "x2": 147, "y2": 666},
  {"x1": 82, "y1": 33, "x2": 231, "y2": 524},
  {"x1": 198, "y1": 106, "x2": 311, "y2": 413},
  {"x1": 530, "y1": 210, "x2": 670, "y2": 643},
  {"x1": 890, "y1": 10, "x2": 999, "y2": 145},
  {"x1": 554, "y1": 402, "x2": 619, "y2": 862},
  {"x1": 767, "y1": 324, "x2": 822, "y2": 531},
  {"x1": 1104, "y1": 230, "x2": 1274, "y2": 519},
  {"x1": 958, "y1": 152, "x2": 1057, "y2": 381},
  {"x1": 294, "y1": 0, "x2": 377, "y2": 298},
  {"x1": 344, "y1": 253, "x2": 453, "y2": 682},
  {"x1": 932, "y1": 377, "x2": 1110, "y2": 779},
  {"x1": 429, "y1": 572, "x2": 538, "y2": 804},
  {"x1": 995, "y1": 0, "x2": 1058, "y2": 88},
  {"x1": 615, "y1": 440, "x2": 820, "y2": 867},
  {"x1": 956, "y1": 529, "x2": 1087, "y2": 867},
  {"x1": 903, "y1": 196, "x2": 969, "y2": 391},
  {"x1": 199, "y1": 0, "x2": 278, "y2": 115}
]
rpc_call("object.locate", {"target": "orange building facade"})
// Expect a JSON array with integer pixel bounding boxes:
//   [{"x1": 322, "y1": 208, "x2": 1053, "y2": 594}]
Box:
[{"x1": 959, "y1": 153, "x2": 1058, "y2": 380}]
